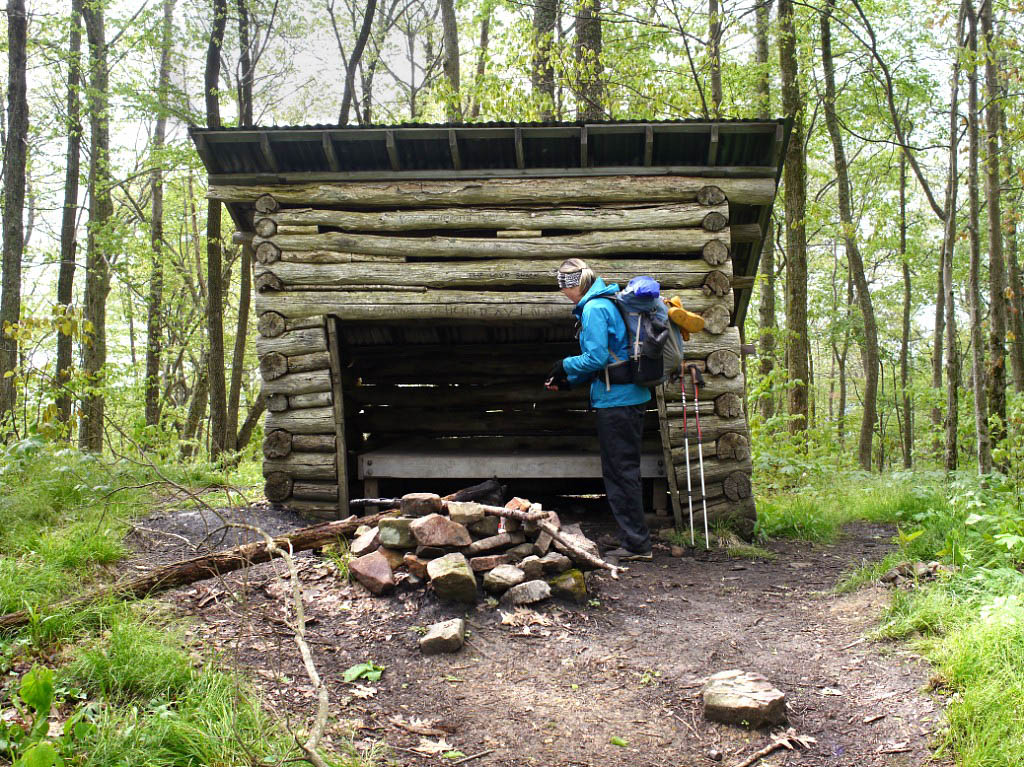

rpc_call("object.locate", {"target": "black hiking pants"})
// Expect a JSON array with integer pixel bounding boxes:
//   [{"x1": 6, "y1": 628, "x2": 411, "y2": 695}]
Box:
[{"x1": 596, "y1": 404, "x2": 652, "y2": 553}]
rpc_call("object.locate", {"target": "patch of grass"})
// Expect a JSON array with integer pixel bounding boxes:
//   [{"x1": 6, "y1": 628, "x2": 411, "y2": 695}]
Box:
[
  {"x1": 833, "y1": 552, "x2": 901, "y2": 593},
  {"x1": 726, "y1": 543, "x2": 776, "y2": 561}
]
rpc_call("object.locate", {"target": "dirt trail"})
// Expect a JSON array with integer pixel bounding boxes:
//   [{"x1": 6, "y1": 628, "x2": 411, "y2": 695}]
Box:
[{"x1": 126, "y1": 506, "x2": 948, "y2": 767}]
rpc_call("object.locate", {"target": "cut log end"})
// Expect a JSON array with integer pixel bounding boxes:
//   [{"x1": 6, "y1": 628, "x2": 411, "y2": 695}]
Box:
[
  {"x1": 701, "y1": 304, "x2": 731, "y2": 335},
  {"x1": 255, "y1": 241, "x2": 281, "y2": 265},
  {"x1": 254, "y1": 193, "x2": 280, "y2": 214},
  {"x1": 723, "y1": 471, "x2": 753, "y2": 501},
  {"x1": 715, "y1": 392, "x2": 744, "y2": 419},
  {"x1": 255, "y1": 272, "x2": 284, "y2": 292},
  {"x1": 702, "y1": 270, "x2": 731, "y2": 298},
  {"x1": 260, "y1": 352, "x2": 289, "y2": 381},
  {"x1": 702, "y1": 239, "x2": 730, "y2": 266},
  {"x1": 265, "y1": 471, "x2": 294, "y2": 502},
  {"x1": 717, "y1": 432, "x2": 750, "y2": 462},
  {"x1": 263, "y1": 429, "x2": 293, "y2": 459},
  {"x1": 258, "y1": 311, "x2": 287, "y2": 338},
  {"x1": 254, "y1": 217, "x2": 277, "y2": 238},
  {"x1": 267, "y1": 393, "x2": 289, "y2": 412},
  {"x1": 697, "y1": 185, "x2": 727, "y2": 206},
  {"x1": 701, "y1": 210, "x2": 728, "y2": 232},
  {"x1": 706, "y1": 349, "x2": 741, "y2": 378}
]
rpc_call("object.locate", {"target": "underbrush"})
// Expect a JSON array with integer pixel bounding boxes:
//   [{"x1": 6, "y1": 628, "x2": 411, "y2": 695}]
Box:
[
  {"x1": 761, "y1": 464, "x2": 1024, "y2": 767},
  {"x1": 0, "y1": 439, "x2": 376, "y2": 767}
]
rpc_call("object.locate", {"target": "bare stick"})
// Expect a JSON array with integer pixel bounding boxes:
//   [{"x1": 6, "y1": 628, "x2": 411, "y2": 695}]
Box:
[{"x1": 537, "y1": 519, "x2": 624, "y2": 579}]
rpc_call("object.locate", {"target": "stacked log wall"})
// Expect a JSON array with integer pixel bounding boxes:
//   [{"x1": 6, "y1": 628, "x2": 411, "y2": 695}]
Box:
[{"x1": 212, "y1": 176, "x2": 770, "y2": 526}]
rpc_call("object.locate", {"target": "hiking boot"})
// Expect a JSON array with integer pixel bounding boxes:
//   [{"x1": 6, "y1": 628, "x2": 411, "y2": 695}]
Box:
[
  {"x1": 604, "y1": 547, "x2": 653, "y2": 562},
  {"x1": 597, "y1": 533, "x2": 621, "y2": 549}
]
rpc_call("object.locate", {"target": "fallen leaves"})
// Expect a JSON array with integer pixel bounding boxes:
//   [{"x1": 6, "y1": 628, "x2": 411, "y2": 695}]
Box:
[{"x1": 411, "y1": 737, "x2": 456, "y2": 756}]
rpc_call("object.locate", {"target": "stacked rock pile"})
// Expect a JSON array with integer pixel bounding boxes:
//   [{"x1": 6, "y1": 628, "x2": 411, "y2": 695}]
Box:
[{"x1": 346, "y1": 492, "x2": 597, "y2": 606}]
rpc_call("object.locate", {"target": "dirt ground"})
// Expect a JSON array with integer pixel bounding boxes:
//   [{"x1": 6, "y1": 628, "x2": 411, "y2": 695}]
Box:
[{"x1": 124, "y1": 501, "x2": 950, "y2": 767}]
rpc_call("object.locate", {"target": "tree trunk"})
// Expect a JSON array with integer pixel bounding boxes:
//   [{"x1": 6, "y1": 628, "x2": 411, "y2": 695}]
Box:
[
  {"x1": 145, "y1": 0, "x2": 175, "y2": 429},
  {"x1": 837, "y1": 275, "x2": 852, "y2": 448},
  {"x1": 225, "y1": 0, "x2": 254, "y2": 451},
  {"x1": 899, "y1": 153, "x2": 913, "y2": 469},
  {"x1": 0, "y1": 0, "x2": 29, "y2": 427},
  {"x1": 79, "y1": 2, "x2": 113, "y2": 453},
  {"x1": 755, "y1": 0, "x2": 775, "y2": 422},
  {"x1": 470, "y1": 3, "x2": 491, "y2": 119},
  {"x1": 931, "y1": 256, "x2": 944, "y2": 451},
  {"x1": 206, "y1": 0, "x2": 228, "y2": 459},
  {"x1": 181, "y1": 352, "x2": 210, "y2": 459},
  {"x1": 943, "y1": 2, "x2": 967, "y2": 471},
  {"x1": 439, "y1": 0, "x2": 460, "y2": 120},
  {"x1": 532, "y1": 0, "x2": 557, "y2": 120},
  {"x1": 981, "y1": 0, "x2": 1006, "y2": 456},
  {"x1": 1000, "y1": 78, "x2": 1024, "y2": 392},
  {"x1": 574, "y1": 0, "x2": 603, "y2": 121},
  {"x1": 708, "y1": 0, "x2": 722, "y2": 116},
  {"x1": 778, "y1": 0, "x2": 809, "y2": 433},
  {"x1": 56, "y1": 0, "x2": 83, "y2": 430},
  {"x1": 337, "y1": 0, "x2": 378, "y2": 125},
  {"x1": 966, "y1": 3, "x2": 991, "y2": 474}
]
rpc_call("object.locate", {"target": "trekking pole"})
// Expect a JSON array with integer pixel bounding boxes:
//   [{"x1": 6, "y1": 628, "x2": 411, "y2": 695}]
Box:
[
  {"x1": 688, "y1": 364, "x2": 710, "y2": 549},
  {"x1": 679, "y1": 365, "x2": 696, "y2": 546}
]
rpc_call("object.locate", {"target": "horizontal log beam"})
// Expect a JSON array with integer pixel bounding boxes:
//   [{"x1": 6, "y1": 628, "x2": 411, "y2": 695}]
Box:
[
  {"x1": 668, "y1": 415, "x2": 748, "y2": 447},
  {"x1": 261, "y1": 370, "x2": 332, "y2": 396},
  {"x1": 264, "y1": 452, "x2": 338, "y2": 480},
  {"x1": 265, "y1": 407, "x2": 336, "y2": 434},
  {"x1": 255, "y1": 289, "x2": 731, "y2": 323},
  {"x1": 292, "y1": 481, "x2": 340, "y2": 502},
  {"x1": 254, "y1": 258, "x2": 734, "y2": 292},
  {"x1": 263, "y1": 202, "x2": 729, "y2": 233},
  {"x1": 210, "y1": 176, "x2": 776, "y2": 207},
  {"x1": 253, "y1": 228, "x2": 730, "y2": 263},
  {"x1": 254, "y1": 327, "x2": 327, "y2": 357}
]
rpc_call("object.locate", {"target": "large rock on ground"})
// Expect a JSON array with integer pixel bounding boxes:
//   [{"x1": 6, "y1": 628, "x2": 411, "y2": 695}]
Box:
[
  {"x1": 518, "y1": 555, "x2": 544, "y2": 580},
  {"x1": 502, "y1": 579, "x2": 551, "y2": 606},
  {"x1": 483, "y1": 564, "x2": 526, "y2": 594},
  {"x1": 349, "y1": 550, "x2": 394, "y2": 595},
  {"x1": 470, "y1": 554, "x2": 511, "y2": 572},
  {"x1": 426, "y1": 553, "x2": 478, "y2": 603},
  {"x1": 350, "y1": 526, "x2": 380, "y2": 557},
  {"x1": 378, "y1": 517, "x2": 416, "y2": 548},
  {"x1": 548, "y1": 569, "x2": 587, "y2": 603},
  {"x1": 419, "y1": 618, "x2": 465, "y2": 655},
  {"x1": 404, "y1": 553, "x2": 429, "y2": 579},
  {"x1": 378, "y1": 547, "x2": 406, "y2": 570},
  {"x1": 540, "y1": 552, "x2": 572, "y2": 574},
  {"x1": 411, "y1": 514, "x2": 472, "y2": 548},
  {"x1": 469, "y1": 516, "x2": 500, "y2": 537},
  {"x1": 506, "y1": 543, "x2": 536, "y2": 562},
  {"x1": 400, "y1": 492, "x2": 443, "y2": 517},
  {"x1": 446, "y1": 501, "x2": 486, "y2": 526},
  {"x1": 702, "y1": 670, "x2": 787, "y2": 728}
]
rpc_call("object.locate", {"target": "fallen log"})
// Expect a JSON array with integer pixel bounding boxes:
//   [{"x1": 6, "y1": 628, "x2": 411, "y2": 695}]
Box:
[{"x1": 0, "y1": 512, "x2": 389, "y2": 632}]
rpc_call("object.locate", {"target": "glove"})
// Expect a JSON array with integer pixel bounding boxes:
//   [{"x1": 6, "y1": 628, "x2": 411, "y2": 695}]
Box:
[{"x1": 545, "y1": 360, "x2": 570, "y2": 390}]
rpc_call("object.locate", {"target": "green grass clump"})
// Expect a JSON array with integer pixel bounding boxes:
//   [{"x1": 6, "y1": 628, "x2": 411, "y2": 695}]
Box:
[{"x1": 726, "y1": 543, "x2": 776, "y2": 561}]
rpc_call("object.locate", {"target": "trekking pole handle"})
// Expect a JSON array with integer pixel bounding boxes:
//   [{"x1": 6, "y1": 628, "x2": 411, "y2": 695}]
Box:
[{"x1": 687, "y1": 364, "x2": 705, "y2": 388}]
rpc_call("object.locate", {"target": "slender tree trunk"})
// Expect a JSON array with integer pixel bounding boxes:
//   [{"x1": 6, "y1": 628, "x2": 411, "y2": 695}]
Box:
[
  {"x1": 56, "y1": 0, "x2": 83, "y2": 430},
  {"x1": 532, "y1": 0, "x2": 557, "y2": 120},
  {"x1": 439, "y1": 0, "x2": 460, "y2": 120},
  {"x1": 79, "y1": 2, "x2": 113, "y2": 453},
  {"x1": 931, "y1": 258, "x2": 944, "y2": 450},
  {"x1": 574, "y1": 0, "x2": 603, "y2": 121},
  {"x1": 206, "y1": 0, "x2": 228, "y2": 459},
  {"x1": 778, "y1": 0, "x2": 809, "y2": 433},
  {"x1": 180, "y1": 352, "x2": 210, "y2": 459},
  {"x1": 899, "y1": 153, "x2": 913, "y2": 468},
  {"x1": 755, "y1": 0, "x2": 775, "y2": 422},
  {"x1": 708, "y1": 0, "x2": 722, "y2": 116},
  {"x1": 1001, "y1": 80, "x2": 1024, "y2": 392},
  {"x1": 146, "y1": 0, "x2": 175, "y2": 429},
  {"x1": 0, "y1": 0, "x2": 29, "y2": 427},
  {"x1": 943, "y1": 5, "x2": 967, "y2": 471},
  {"x1": 469, "y1": 3, "x2": 492, "y2": 119},
  {"x1": 335, "y1": 0, "x2": 377, "y2": 126},
  {"x1": 838, "y1": 275, "x2": 852, "y2": 448},
  {"x1": 966, "y1": 2, "x2": 991, "y2": 474},
  {"x1": 981, "y1": 0, "x2": 1006, "y2": 457},
  {"x1": 225, "y1": 0, "x2": 254, "y2": 452}
]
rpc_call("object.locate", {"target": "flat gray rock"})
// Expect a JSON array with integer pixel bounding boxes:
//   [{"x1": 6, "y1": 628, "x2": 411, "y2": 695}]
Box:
[
  {"x1": 502, "y1": 579, "x2": 551, "y2": 605},
  {"x1": 702, "y1": 670, "x2": 787, "y2": 728},
  {"x1": 378, "y1": 517, "x2": 416, "y2": 548},
  {"x1": 483, "y1": 564, "x2": 526, "y2": 594},
  {"x1": 419, "y1": 618, "x2": 465, "y2": 655}
]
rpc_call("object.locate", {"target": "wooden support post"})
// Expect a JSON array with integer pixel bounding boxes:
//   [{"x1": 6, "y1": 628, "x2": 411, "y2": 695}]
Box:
[{"x1": 325, "y1": 316, "x2": 349, "y2": 516}]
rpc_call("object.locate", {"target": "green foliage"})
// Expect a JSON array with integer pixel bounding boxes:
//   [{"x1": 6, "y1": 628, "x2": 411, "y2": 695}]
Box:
[{"x1": 342, "y1": 661, "x2": 385, "y2": 684}]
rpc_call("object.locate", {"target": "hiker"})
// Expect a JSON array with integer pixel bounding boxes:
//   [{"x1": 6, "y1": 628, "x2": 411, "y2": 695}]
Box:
[{"x1": 545, "y1": 258, "x2": 653, "y2": 562}]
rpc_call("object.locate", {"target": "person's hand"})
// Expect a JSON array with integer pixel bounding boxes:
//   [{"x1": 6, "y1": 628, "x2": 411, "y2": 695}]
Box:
[{"x1": 545, "y1": 360, "x2": 569, "y2": 391}]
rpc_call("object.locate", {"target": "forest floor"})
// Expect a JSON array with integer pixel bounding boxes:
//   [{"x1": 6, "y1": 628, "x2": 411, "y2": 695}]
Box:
[{"x1": 124, "y1": 503, "x2": 950, "y2": 767}]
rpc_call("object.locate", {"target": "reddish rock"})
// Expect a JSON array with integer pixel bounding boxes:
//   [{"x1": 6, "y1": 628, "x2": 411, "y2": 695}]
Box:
[
  {"x1": 401, "y1": 492, "x2": 443, "y2": 517},
  {"x1": 349, "y1": 550, "x2": 394, "y2": 595},
  {"x1": 404, "y1": 553, "x2": 429, "y2": 578},
  {"x1": 411, "y1": 513, "x2": 472, "y2": 548},
  {"x1": 378, "y1": 546, "x2": 406, "y2": 570},
  {"x1": 505, "y1": 497, "x2": 532, "y2": 512},
  {"x1": 469, "y1": 554, "x2": 511, "y2": 572},
  {"x1": 465, "y1": 532, "x2": 525, "y2": 556},
  {"x1": 350, "y1": 526, "x2": 380, "y2": 557}
]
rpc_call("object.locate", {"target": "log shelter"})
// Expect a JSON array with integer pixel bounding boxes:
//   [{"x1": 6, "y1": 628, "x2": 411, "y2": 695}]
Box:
[{"x1": 190, "y1": 120, "x2": 789, "y2": 534}]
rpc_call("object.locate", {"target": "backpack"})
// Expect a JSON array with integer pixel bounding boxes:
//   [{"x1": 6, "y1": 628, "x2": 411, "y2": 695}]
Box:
[{"x1": 604, "y1": 276, "x2": 684, "y2": 388}]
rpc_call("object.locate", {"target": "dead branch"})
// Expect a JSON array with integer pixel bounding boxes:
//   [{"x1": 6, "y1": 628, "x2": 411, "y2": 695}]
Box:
[{"x1": 730, "y1": 728, "x2": 817, "y2": 767}]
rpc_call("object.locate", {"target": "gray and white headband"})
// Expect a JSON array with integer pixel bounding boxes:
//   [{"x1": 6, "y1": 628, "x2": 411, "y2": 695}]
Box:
[{"x1": 557, "y1": 270, "x2": 583, "y2": 289}]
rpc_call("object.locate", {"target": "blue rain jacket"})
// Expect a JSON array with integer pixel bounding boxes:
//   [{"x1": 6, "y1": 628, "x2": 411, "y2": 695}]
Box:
[{"x1": 561, "y1": 278, "x2": 652, "y2": 409}]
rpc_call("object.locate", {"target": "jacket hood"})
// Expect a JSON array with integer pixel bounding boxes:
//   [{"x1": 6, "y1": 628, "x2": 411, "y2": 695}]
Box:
[{"x1": 573, "y1": 277, "x2": 619, "y2": 317}]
